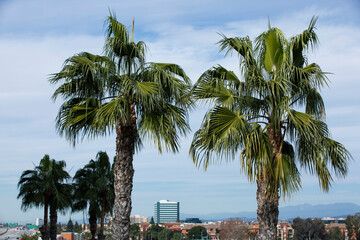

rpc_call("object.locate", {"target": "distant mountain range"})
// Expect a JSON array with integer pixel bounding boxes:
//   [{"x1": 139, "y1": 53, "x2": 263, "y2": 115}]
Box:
[{"x1": 180, "y1": 203, "x2": 360, "y2": 222}]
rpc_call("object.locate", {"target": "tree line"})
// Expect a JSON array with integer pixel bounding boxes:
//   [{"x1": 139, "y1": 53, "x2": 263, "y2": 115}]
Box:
[
  {"x1": 18, "y1": 152, "x2": 114, "y2": 240},
  {"x1": 292, "y1": 214, "x2": 360, "y2": 240},
  {"x1": 17, "y1": 11, "x2": 352, "y2": 240}
]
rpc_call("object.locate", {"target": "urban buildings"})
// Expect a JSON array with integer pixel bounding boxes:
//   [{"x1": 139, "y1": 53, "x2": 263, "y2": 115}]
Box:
[
  {"x1": 154, "y1": 200, "x2": 180, "y2": 223},
  {"x1": 130, "y1": 215, "x2": 148, "y2": 224}
]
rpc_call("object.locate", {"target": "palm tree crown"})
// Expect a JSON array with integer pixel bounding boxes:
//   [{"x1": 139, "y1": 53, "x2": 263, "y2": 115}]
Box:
[
  {"x1": 73, "y1": 151, "x2": 114, "y2": 240},
  {"x1": 50, "y1": 13, "x2": 192, "y2": 240},
  {"x1": 18, "y1": 155, "x2": 72, "y2": 240},
  {"x1": 190, "y1": 17, "x2": 351, "y2": 240},
  {"x1": 50, "y1": 14, "x2": 191, "y2": 151}
]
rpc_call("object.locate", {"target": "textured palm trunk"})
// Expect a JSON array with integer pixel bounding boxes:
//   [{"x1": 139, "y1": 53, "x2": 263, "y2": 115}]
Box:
[
  {"x1": 40, "y1": 197, "x2": 50, "y2": 240},
  {"x1": 98, "y1": 197, "x2": 106, "y2": 240},
  {"x1": 49, "y1": 204, "x2": 58, "y2": 240},
  {"x1": 256, "y1": 179, "x2": 279, "y2": 240},
  {"x1": 112, "y1": 105, "x2": 137, "y2": 240},
  {"x1": 89, "y1": 203, "x2": 97, "y2": 240},
  {"x1": 255, "y1": 127, "x2": 282, "y2": 240}
]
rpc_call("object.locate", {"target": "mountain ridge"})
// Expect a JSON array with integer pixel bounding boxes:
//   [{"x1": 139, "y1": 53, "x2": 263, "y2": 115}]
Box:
[{"x1": 180, "y1": 202, "x2": 360, "y2": 221}]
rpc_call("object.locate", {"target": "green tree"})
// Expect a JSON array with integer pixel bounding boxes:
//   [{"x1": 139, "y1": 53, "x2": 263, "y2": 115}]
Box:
[
  {"x1": 150, "y1": 217, "x2": 155, "y2": 225},
  {"x1": 18, "y1": 157, "x2": 50, "y2": 240},
  {"x1": 73, "y1": 151, "x2": 114, "y2": 240},
  {"x1": 82, "y1": 232, "x2": 92, "y2": 240},
  {"x1": 345, "y1": 213, "x2": 360, "y2": 240},
  {"x1": 324, "y1": 227, "x2": 343, "y2": 240},
  {"x1": 187, "y1": 226, "x2": 207, "y2": 240},
  {"x1": 47, "y1": 158, "x2": 72, "y2": 240},
  {"x1": 158, "y1": 228, "x2": 173, "y2": 240},
  {"x1": 170, "y1": 231, "x2": 182, "y2": 240},
  {"x1": 74, "y1": 221, "x2": 82, "y2": 233},
  {"x1": 57, "y1": 223, "x2": 63, "y2": 234},
  {"x1": 190, "y1": 17, "x2": 351, "y2": 240},
  {"x1": 292, "y1": 217, "x2": 325, "y2": 240},
  {"x1": 21, "y1": 234, "x2": 41, "y2": 240},
  {"x1": 145, "y1": 224, "x2": 164, "y2": 240},
  {"x1": 66, "y1": 219, "x2": 74, "y2": 232},
  {"x1": 130, "y1": 224, "x2": 140, "y2": 240},
  {"x1": 18, "y1": 155, "x2": 72, "y2": 240},
  {"x1": 50, "y1": 13, "x2": 191, "y2": 240}
]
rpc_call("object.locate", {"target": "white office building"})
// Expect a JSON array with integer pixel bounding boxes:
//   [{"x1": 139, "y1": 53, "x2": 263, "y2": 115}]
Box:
[
  {"x1": 36, "y1": 218, "x2": 43, "y2": 226},
  {"x1": 154, "y1": 200, "x2": 179, "y2": 223}
]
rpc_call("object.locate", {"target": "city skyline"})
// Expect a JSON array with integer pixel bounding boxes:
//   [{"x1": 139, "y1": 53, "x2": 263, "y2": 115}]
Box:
[{"x1": 0, "y1": 0, "x2": 359, "y2": 224}]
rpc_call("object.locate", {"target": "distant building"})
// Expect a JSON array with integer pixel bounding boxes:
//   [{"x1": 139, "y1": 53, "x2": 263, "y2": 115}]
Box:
[
  {"x1": 36, "y1": 218, "x2": 43, "y2": 226},
  {"x1": 130, "y1": 215, "x2": 148, "y2": 224},
  {"x1": 61, "y1": 232, "x2": 82, "y2": 240},
  {"x1": 184, "y1": 218, "x2": 202, "y2": 223},
  {"x1": 154, "y1": 200, "x2": 180, "y2": 223},
  {"x1": 277, "y1": 221, "x2": 294, "y2": 240},
  {"x1": 322, "y1": 217, "x2": 346, "y2": 224}
]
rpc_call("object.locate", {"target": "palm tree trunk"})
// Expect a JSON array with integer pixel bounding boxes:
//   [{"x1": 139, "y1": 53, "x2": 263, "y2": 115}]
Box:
[
  {"x1": 49, "y1": 204, "x2": 58, "y2": 240},
  {"x1": 40, "y1": 198, "x2": 49, "y2": 240},
  {"x1": 256, "y1": 127, "x2": 281, "y2": 240},
  {"x1": 98, "y1": 197, "x2": 106, "y2": 240},
  {"x1": 89, "y1": 203, "x2": 97, "y2": 240},
  {"x1": 256, "y1": 179, "x2": 279, "y2": 240},
  {"x1": 112, "y1": 105, "x2": 137, "y2": 240}
]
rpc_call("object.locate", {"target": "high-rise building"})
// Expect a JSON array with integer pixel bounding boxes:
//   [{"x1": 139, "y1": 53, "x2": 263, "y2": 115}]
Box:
[{"x1": 154, "y1": 200, "x2": 180, "y2": 223}]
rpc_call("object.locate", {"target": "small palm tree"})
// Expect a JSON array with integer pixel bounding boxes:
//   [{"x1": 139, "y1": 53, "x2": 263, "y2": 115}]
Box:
[
  {"x1": 73, "y1": 151, "x2": 114, "y2": 240},
  {"x1": 50, "y1": 13, "x2": 191, "y2": 240},
  {"x1": 18, "y1": 157, "x2": 50, "y2": 240},
  {"x1": 190, "y1": 17, "x2": 351, "y2": 240},
  {"x1": 18, "y1": 155, "x2": 72, "y2": 240}
]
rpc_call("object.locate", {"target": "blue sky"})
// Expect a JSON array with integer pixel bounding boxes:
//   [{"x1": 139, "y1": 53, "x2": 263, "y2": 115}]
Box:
[{"x1": 0, "y1": 0, "x2": 359, "y2": 224}]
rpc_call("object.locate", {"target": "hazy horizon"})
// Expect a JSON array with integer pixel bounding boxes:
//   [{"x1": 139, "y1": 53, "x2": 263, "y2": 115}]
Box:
[{"x1": 1, "y1": 0, "x2": 359, "y2": 224}]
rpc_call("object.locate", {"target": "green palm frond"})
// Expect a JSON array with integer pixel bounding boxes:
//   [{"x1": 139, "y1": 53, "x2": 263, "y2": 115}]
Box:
[
  {"x1": 50, "y1": 52, "x2": 112, "y2": 101},
  {"x1": 290, "y1": 16, "x2": 319, "y2": 67},
  {"x1": 138, "y1": 102, "x2": 190, "y2": 153},
  {"x1": 255, "y1": 27, "x2": 287, "y2": 73},
  {"x1": 190, "y1": 16, "x2": 351, "y2": 198},
  {"x1": 18, "y1": 155, "x2": 72, "y2": 214},
  {"x1": 190, "y1": 106, "x2": 250, "y2": 169},
  {"x1": 73, "y1": 151, "x2": 114, "y2": 215}
]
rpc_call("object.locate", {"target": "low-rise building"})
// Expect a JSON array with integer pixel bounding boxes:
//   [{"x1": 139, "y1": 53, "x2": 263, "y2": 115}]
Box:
[
  {"x1": 130, "y1": 215, "x2": 148, "y2": 224},
  {"x1": 277, "y1": 221, "x2": 294, "y2": 240}
]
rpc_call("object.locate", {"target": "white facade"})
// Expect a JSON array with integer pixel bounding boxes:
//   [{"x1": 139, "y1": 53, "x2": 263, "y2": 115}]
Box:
[
  {"x1": 36, "y1": 218, "x2": 43, "y2": 226},
  {"x1": 130, "y1": 215, "x2": 149, "y2": 224}
]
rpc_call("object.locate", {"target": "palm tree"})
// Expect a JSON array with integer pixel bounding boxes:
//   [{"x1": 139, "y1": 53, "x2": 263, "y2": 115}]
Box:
[
  {"x1": 18, "y1": 156, "x2": 50, "y2": 240},
  {"x1": 44, "y1": 159, "x2": 72, "y2": 240},
  {"x1": 18, "y1": 155, "x2": 72, "y2": 240},
  {"x1": 50, "y1": 13, "x2": 191, "y2": 240},
  {"x1": 190, "y1": 17, "x2": 351, "y2": 240},
  {"x1": 72, "y1": 151, "x2": 114, "y2": 240}
]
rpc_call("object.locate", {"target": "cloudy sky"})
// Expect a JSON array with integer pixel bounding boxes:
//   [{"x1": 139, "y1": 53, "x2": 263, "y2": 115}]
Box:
[{"x1": 0, "y1": 0, "x2": 359, "y2": 224}]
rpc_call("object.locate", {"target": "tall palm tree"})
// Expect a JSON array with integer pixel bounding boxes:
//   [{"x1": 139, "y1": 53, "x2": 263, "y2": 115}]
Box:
[
  {"x1": 190, "y1": 17, "x2": 351, "y2": 240},
  {"x1": 44, "y1": 159, "x2": 72, "y2": 240},
  {"x1": 18, "y1": 155, "x2": 72, "y2": 240},
  {"x1": 73, "y1": 151, "x2": 114, "y2": 240},
  {"x1": 50, "y1": 13, "x2": 191, "y2": 240}
]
